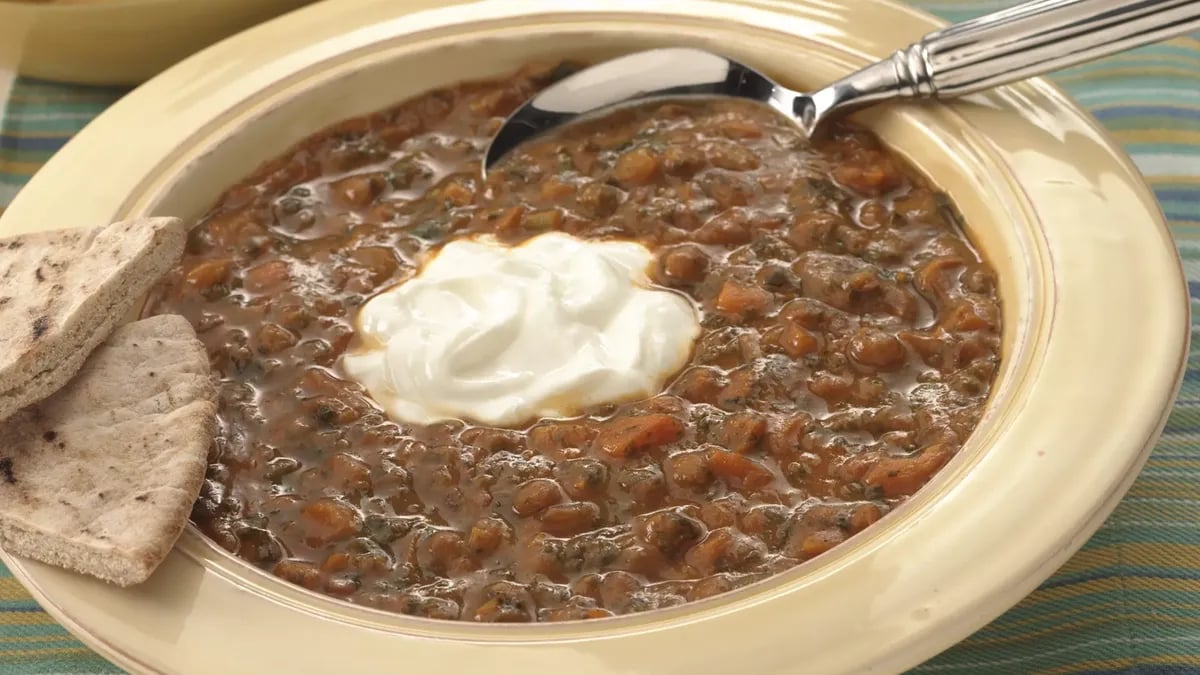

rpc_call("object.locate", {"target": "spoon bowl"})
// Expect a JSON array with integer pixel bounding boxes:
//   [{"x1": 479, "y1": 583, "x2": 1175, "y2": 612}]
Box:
[
  {"x1": 484, "y1": 49, "x2": 786, "y2": 169},
  {"x1": 484, "y1": 0, "x2": 1200, "y2": 173}
]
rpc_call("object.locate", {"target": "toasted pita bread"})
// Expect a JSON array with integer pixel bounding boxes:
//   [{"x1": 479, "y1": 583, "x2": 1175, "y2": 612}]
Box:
[
  {"x1": 0, "y1": 217, "x2": 186, "y2": 423},
  {"x1": 0, "y1": 315, "x2": 215, "y2": 586}
]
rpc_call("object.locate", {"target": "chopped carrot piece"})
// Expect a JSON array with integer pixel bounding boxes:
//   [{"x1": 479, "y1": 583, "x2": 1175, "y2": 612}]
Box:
[
  {"x1": 300, "y1": 498, "x2": 362, "y2": 546},
  {"x1": 184, "y1": 258, "x2": 232, "y2": 292},
  {"x1": 528, "y1": 422, "x2": 595, "y2": 456},
  {"x1": 273, "y1": 559, "x2": 322, "y2": 589},
  {"x1": 832, "y1": 158, "x2": 903, "y2": 195},
  {"x1": 863, "y1": 443, "x2": 954, "y2": 498},
  {"x1": 594, "y1": 414, "x2": 684, "y2": 458},
  {"x1": 768, "y1": 323, "x2": 818, "y2": 359},
  {"x1": 709, "y1": 451, "x2": 774, "y2": 489},
  {"x1": 612, "y1": 146, "x2": 660, "y2": 186},
  {"x1": 715, "y1": 279, "x2": 773, "y2": 318},
  {"x1": 798, "y1": 529, "x2": 845, "y2": 558}
]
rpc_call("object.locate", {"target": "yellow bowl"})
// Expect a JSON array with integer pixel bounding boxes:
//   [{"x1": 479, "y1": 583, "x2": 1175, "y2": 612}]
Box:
[
  {"x1": 0, "y1": 0, "x2": 1189, "y2": 672},
  {"x1": 0, "y1": 0, "x2": 313, "y2": 85}
]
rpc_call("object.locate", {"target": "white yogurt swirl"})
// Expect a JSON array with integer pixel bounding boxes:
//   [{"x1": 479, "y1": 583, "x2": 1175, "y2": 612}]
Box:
[{"x1": 342, "y1": 232, "x2": 700, "y2": 427}]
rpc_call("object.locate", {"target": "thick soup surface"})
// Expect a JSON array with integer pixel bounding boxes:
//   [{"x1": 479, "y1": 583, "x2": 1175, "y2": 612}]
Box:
[{"x1": 145, "y1": 62, "x2": 1001, "y2": 622}]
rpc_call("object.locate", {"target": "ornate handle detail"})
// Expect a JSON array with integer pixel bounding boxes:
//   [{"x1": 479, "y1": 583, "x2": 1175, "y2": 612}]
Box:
[
  {"x1": 914, "y1": 0, "x2": 1200, "y2": 97},
  {"x1": 802, "y1": 0, "x2": 1200, "y2": 131}
]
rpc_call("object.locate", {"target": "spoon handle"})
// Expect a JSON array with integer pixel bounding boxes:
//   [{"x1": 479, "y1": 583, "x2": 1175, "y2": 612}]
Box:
[
  {"x1": 809, "y1": 0, "x2": 1200, "y2": 124},
  {"x1": 911, "y1": 0, "x2": 1200, "y2": 97}
]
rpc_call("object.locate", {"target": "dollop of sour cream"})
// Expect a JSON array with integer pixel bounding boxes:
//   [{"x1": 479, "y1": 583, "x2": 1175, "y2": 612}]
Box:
[{"x1": 342, "y1": 232, "x2": 700, "y2": 427}]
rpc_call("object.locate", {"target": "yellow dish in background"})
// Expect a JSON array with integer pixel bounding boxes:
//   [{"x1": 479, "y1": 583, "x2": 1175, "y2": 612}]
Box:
[{"x1": 0, "y1": 0, "x2": 314, "y2": 85}]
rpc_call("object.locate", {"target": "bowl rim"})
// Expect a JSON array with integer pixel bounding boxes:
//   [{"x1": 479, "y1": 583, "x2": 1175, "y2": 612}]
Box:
[{"x1": 0, "y1": 0, "x2": 1189, "y2": 673}]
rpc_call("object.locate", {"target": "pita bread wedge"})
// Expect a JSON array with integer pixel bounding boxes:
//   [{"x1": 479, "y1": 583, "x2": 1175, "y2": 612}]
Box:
[
  {"x1": 0, "y1": 217, "x2": 186, "y2": 423},
  {"x1": 0, "y1": 314, "x2": 216, "y2": 586}
]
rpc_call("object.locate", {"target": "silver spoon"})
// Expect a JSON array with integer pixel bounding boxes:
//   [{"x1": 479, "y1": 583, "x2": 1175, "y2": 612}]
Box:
[{"x1": 484, "y1": 0, "x2": 1200, "y2": 172}]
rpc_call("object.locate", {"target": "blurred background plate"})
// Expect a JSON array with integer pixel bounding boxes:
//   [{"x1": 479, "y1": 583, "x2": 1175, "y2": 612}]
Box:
[{"x1": 0, "y1": 0, "x2": 316, "y2": 85}]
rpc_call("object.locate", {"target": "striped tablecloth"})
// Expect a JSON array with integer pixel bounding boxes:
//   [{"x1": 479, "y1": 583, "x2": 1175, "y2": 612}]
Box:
[{"x1": 0, "y1": 2, "x2": 1198, "y2": 673}]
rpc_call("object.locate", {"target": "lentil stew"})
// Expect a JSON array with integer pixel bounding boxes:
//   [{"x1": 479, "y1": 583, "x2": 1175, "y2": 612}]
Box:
[{"x1": 144, "y1": 61, "x2": 1001, "y2": 622}]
